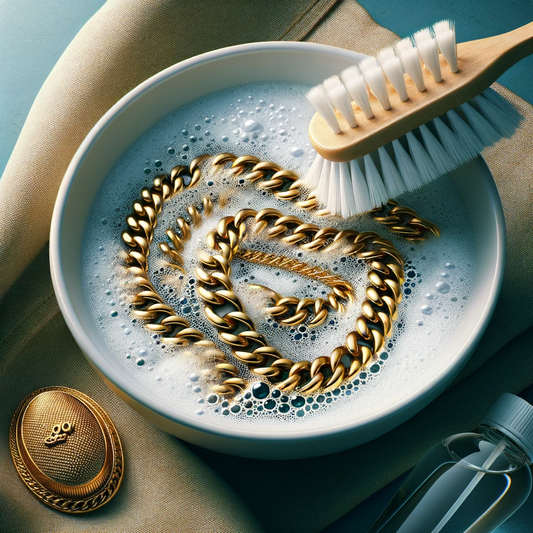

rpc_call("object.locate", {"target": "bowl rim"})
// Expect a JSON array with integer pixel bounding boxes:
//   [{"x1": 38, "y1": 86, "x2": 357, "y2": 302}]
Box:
[{"x1": 50, "y1": 40, "x2": 506, "y2": 444}]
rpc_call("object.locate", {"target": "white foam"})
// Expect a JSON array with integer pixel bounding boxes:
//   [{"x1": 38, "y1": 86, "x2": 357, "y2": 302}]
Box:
[{"x1": 82, "y1": 82, "x2": 476, "y2": 430}]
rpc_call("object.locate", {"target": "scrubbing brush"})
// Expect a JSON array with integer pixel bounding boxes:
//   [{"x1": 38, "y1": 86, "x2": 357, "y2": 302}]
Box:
[{"x1": 306, "y1": 20, "x2": 533, "y2": 218}]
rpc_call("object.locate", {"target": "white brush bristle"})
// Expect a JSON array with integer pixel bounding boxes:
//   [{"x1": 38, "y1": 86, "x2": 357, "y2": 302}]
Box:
[
  {"x1": 395, "y1": 38, "x2": 426, "y2": 92},
  {"x1": 433, "y1": 19, "x2": 458, "y2": 72},
  {"x1": 474, "y1": 92, "x2": 521, "y2": 137},
  {"x1": 305, "y1": 153, "x2": 325, "y2": 188},
  {"x1": 460, "y1": 101, "x2": 501, "y2": 146},
  {"x1": 376, "y1": 46, "x2": 397, "y2": 63},
  {"x1": 364, "y1": 154, "x2": 389, "y2": 208},
  {"x1": 339, "y1": 162, "x2": 356, "y2": 218},
  {"x1": 414, "y1": 28, "x2": 442, "y2": 82},
  {"x1": 377, "y1": 47, "x2": 408, "y2": 101},
  {"x1": 323, "y1": 76, "x2": 357, "y2": 128},
  {"x1": 315, "y1": 157, "x2": 332, "y2": 202},
  {"x1": 418, "y1": 124, "x2": 456, "y2": 174},
  {"x1": 341, "y1": 66, "x2": 374, "y2": 119},
  {"x1": 446, "y1": 108, "x2": 485, "y2": 157},
  {"x1": 359, "y1": 57, "x2": 391, "y2": 111},
  {"x1": 432, "y1": 115, "x2": 470, "y2": 166},
  {"x1": 378, "y1": 146, "x2": 407, "y2": 198},
  {"x1": 392, "y1": 138, "x2": 424, "y2": 191},
  {"x1": 310, "y1": 21, "x2": 463, "y2": 132},
  {"x1": 406, "y1": 131, "x2": 438, "y2": 184},
  {"x1": 350, "y1": 160, "x2": 373, "y2": 214},
  {"x1": 309, "y1": 86, "x2": 522, "y2": 216},
  {"x1": 394, "y1": 37, "x2": 413, "y2": 54},
  {"x1": 327, "y1": 163, "x2": 343, "y2": 215},
  {"x1": 305, "y1": 21, "x2": 524, "y2": 218},
  {"x1": 307, "y1": 85, "x2": 341, "y2": 134}
]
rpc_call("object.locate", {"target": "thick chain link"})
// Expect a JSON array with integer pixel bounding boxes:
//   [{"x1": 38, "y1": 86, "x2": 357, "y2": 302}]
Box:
[
  {"x1": 122, "y1": 156, "x2": 246, "y2": 395},
  {"x1": 162, "y1": 202, "x2": 355, "y2": 328},
  {"x1": 370, "y1": 199, "x2": 440, "y2": 241}
]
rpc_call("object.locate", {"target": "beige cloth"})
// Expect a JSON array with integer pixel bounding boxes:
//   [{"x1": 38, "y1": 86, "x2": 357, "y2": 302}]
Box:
[{"x1": 1, "y1": 1, "x2": 533, "y2": 532}]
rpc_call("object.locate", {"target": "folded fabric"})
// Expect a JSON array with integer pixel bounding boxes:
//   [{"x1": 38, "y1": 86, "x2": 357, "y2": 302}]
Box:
[{"x1": 1, "y1": 0, "x2": 533, "y2": 532}]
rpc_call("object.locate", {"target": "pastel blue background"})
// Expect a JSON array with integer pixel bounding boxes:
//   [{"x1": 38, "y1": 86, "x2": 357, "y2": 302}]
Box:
[
  {"x1": 2, "y1": 1, "x2": 532, "y2": 531},
  {"x1": 0, "y1": 0, "x2": 106, "y2": 176}
]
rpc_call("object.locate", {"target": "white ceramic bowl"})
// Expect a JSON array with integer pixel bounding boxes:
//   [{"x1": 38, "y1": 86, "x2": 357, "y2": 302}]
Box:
[{"x1": 50, "y1": 42, "x2": 505, "y2": 459}]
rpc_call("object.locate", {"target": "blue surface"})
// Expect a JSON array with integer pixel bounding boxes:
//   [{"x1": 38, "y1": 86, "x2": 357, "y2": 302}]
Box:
[{"x1": 1, "y1": 1, "x2": 532, "y2": 532}]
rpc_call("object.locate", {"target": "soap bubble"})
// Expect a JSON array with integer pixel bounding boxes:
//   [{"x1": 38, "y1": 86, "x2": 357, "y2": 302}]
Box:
[
  {"x1": 290, "y1": 147, "x2": 304, "y2": 157},
  {"x1": 242, "y1": 119, "x2": 264, "y2": 133},
  {"x1": 435, "y1": 281, "x2": 451, "y2": 294}
]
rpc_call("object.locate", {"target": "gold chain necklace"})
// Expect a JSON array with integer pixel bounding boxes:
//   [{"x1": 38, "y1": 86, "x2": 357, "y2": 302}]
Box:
[{"x1": 121, "y1": 153, "x2": 439, "y2": 396}]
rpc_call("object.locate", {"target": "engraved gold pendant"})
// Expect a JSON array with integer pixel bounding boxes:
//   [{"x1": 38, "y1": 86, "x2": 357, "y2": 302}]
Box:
[{"x1": 10, "y1": 387, "x2": 123, "y2": 513}]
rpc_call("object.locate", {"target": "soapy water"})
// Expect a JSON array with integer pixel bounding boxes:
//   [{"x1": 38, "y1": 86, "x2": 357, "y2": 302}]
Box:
[{"x1": 82, "y1": 82, "x2": 476, "y2": 430}]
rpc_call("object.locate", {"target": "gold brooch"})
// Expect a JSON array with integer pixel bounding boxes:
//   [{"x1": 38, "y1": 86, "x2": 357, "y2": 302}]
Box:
[{"x1": 10, "y1": 387, "x2": 123, "y2": 513}]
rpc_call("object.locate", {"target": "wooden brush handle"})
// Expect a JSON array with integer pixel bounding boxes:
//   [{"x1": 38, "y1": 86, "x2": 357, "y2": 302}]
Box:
[
  {"x1": 459, "y1": 22, "x2": 533, "y2": 89},
  {"x1": 309, "y1": 22, "x2": 533, "y2": 162}
]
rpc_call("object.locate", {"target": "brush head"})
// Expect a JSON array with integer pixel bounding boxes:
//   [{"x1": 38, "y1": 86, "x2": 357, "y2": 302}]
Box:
[
  {"x1": 306, "y1": 19, "x2": 527, "y2": 162},
  {"x1": 305, "y1": 87, "x2": 522, "y2": 217},
  {"x1": 307, "y1": 19, "x2": 460, "y2": 162},
  {"x1": 304, "y1": 20, "x2": 526, "y2": 217}
]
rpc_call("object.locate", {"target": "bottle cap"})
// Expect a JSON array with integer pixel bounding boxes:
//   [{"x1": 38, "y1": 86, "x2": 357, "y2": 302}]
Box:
[
  {"x1": 9, "y1": 386, "x2": 124, "y2": 513},
  {"x1": 480, "y1": 393, "x2": 533, "y2": 462}
]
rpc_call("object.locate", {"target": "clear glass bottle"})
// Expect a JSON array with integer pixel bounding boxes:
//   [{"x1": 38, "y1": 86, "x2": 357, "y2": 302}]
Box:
[{"x1": 369, "y1": 394, "x2": 533, "y2": 533}]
